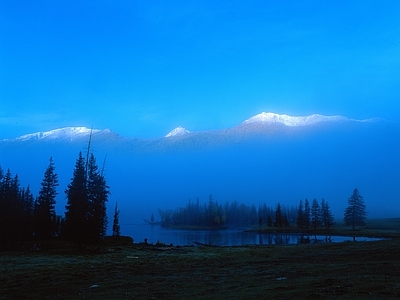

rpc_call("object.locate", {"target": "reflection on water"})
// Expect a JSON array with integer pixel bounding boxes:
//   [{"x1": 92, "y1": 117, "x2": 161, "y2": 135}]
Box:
[{"x1": 122, "y1": 224, "x2": 383, "y2": 246}]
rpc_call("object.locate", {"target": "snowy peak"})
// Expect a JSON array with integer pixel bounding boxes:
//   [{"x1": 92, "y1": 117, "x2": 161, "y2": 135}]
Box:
[
  {"x1": 7, "y1": 127, "x2": 102, "y2": 142},
  {"x1": 165, "y1": 126, "x2": 190, "y2": 138},
  {"x1": 243, "y1": 112, "x2": 350, "y2": 127},
  {"x1": 2, "y1": 112, "x2": 380, "y2": 143}
]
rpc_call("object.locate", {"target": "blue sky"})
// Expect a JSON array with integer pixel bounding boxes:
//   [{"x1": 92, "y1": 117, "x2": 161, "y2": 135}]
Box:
[{"x1": 1, "y1": 0, "x2": 399, "y2": 139}]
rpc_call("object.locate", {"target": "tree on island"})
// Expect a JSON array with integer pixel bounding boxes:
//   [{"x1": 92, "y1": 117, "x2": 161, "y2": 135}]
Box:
[
  {"x1": 296, "y1": 199, "x2": 304, "y2": 229},
  {"x1": 283, "y1": 213, "x2": 289, "y2": 227},
  {"x1": 34, "y1": 157, "x2": 59, "y2": 240},
  {"x1": 344, "y1": 188, "x2": 367, "y2": 230},
  {"x1": 310, "y1": 198, "x2": 322, "y2": 231},
  {"x1": 274, "y1": 203, "x2": 284, "y2": 228},
  {"x1": 112, "y1": 202, "x2": 121, "y2": 237},
  {"x1": 304, "y1": 198, "x2": 310, "y2": 230},
  {"x1": 267, "y1": 215, "x2": 273, "y2": 228},
  {"x1": 321, "y1": 198, "x2": 335, "y2": 229},
  {"x1": 297, "y1": 199, "x2": 312, "y2": 230}
]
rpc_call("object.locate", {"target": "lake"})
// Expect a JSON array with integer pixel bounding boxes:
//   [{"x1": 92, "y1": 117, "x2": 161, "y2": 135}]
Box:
[{"x1": 121, "y1": 224, "x2": 382, "y2": 246}]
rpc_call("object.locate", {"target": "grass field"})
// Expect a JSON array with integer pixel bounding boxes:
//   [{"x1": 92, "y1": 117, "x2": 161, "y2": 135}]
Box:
[{"x1": 1, "y1": 218, "x2": 400, "y2": 299}]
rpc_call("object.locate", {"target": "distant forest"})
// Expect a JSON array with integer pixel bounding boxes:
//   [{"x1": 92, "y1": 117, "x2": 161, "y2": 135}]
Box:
[
  {"x1": 158, "y1": 195, "x2": 336, "y2": 230},
  {"x1": 1, "y1": 149, "x2": 365, "y2": 250}
]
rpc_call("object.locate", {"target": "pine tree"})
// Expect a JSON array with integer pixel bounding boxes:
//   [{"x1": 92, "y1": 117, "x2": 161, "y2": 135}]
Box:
[
  {"x1": 64, "y1": 152, "x2": 89, "y2": 247},
  {"x1": 344, "y1": 188, "x2": 367, "y2": 230},
  {"x1": 34, "y1": 157, "x2": 59, "y2": 240},
  {"x1": 274, "y1": 203, "x2": 284, "y2": 228},
  {"x1": 267, "y1": 215, "x2": 273, "y2": 228},
  {"x1": 310, "y1": 198, "x2": 321, "y2": 230},
  {"x1": 87, "y1": 153, "x2": 109, "y2": 242},
  {"x1": 64, "y1": 149, "x2": 110, "y2": 247},
  {"x1": 283, "y1": 213, "x2": 289, "y2": 227},
  {"x1": 0, "y1": 166, "x2": 3, "y2": 191},
  {"x1": 112, "y1": 202, "x2": 121, "y2": 237},
  {"x1": 304, "y1": 198, "x2": 310, "y2": 230},
  {"x1": 21, "y1": 186, "x2": 34, "y2": 240},
  {"x1": 296, "y1": 199, "x2": 304, "y2": 229},
  {"x1": 0, "y1": 171, "x2": 23, "y2": 244},
  {"x1": 321, "y1": 198, "x2": 335, "y2": 229},
  {"x1": 11, "y1": 174, "x2": 22, "y2": 242},
  {"x1": 0, "y1": 168, "x2": 9, "y2": 242}
]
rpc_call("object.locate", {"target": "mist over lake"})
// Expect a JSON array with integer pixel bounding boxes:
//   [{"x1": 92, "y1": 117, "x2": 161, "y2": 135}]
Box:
[{"x1": 1, "y1": 115, "x2": 399, "y2": 235}]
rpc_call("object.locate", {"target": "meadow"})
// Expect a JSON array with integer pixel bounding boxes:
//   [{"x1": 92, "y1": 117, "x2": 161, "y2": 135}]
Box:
[{"x1": 1, "y1": 218, "x2": 400, "y2": 299}]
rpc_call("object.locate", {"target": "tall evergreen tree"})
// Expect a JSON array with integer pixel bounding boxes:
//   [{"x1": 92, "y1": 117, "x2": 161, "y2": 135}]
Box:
[
  {"x1": 64, "y1": 143, "x2": 110, "y2": 247},
  {"x1": 283, "y1": 213, "x2": 289, "y2": 227},
  {"x1": 274, "y1": 203, "x2": 284, "y2": 228},
  {"x1": 296, "y1": 199, "x2": 304, "y2": 229},
  {"x1": 344, "y1": 188, "x2": 367, "y2": 230},
  {"x1": 267, "y1": 215, "x2": 273, "y2": 228},
  {"x1": 34, "y1": 157, "x2": 59, "y2": 240},
  {"x1": 310, "y1": 198, "x2": 321, "y2": 230},
  {"x1": 0, "y1": 168, "x2": 9, "y2": 242},
  {"x1": 112, "y1": 202, "x2": 121, "y2": 237},
  {"x1": 21, "y1": 186, "x2": 34, "y2": 240},
  {"x1": 0, "y1": 170, "x2": 23, "y2": 244},
  {"x1": 321, "y1": 198, "x2": 335, "y2": 229},
  {"x1": 64, "y1": 152, "x2": 89, "y2": 247},
  {"x1": 87, "y1": 153, "x2": 109, "y2": 242},
  {"x1": 304, "y1": 198, "x2": 311, "y2": 230},
  {"x1": 11, "y1": 174, "x2": 23, "y2": 241}
]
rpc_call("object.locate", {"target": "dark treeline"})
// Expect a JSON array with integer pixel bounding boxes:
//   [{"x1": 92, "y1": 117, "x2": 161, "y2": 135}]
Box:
[
  {"x1": 0, "y1": 161, "x2": 62, "y2": 249},
  {"x1": 0, "y1": 149, "x2": 111, "y2": 250},
  {"x1": 0, "y1": 166, "x2": 37, "y2": 248},
  {"x1": 158, "y1": 195, "x2": 335, "y2": 230},
  {"x1": 158, "y1": 194, "x2": 300, "y2": 229}
]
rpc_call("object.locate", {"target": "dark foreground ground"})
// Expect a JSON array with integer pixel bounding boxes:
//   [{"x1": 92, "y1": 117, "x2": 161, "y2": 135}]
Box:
[{"x1": 1, "y1": 221, "x2": 400, "y2": 299}]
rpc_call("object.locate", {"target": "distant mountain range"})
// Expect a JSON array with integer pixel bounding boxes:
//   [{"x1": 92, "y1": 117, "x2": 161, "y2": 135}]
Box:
[
  {"x1": 0, "y1": 111, "x2": 398, "y2": 223},
  {"x1": 2, "y1": 112, "x2": 378, "y2": 143}
]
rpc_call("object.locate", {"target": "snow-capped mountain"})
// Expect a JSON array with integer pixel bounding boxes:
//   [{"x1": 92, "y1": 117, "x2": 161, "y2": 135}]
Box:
[
  {"x1": 0, "y1": 112, "x2": 398, "y2": 224},
  {"x1": 1, "y1": 112, "x2": 378, "y2": 145},
  {"x1": 165, "y1": 126, "x2": 190, "y2": 138},
  {"x1": 5, "y1": 127, "x2": 105, "y2": 142},
  {"x1": 243, "y1": 112, "x2": 350, "y2": 126}
]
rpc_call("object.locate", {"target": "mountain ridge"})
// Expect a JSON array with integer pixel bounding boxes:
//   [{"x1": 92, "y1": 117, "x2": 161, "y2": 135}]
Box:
[
  {"x1": 0, "y1": 112, "x2": 398, "y2": 223},
  {"x1": 2, "y1": 112, "x2": 378, "y2": 142}
]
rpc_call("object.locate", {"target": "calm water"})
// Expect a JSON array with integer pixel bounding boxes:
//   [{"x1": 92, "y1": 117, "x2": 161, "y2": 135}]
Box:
[{"x1": 122, "y1": 224, "x2": 382, "y2": 246}]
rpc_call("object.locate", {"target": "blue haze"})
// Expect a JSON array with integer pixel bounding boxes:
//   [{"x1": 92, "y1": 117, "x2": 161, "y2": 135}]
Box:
[
  {"x1": 1, "y1": 119, "x2": 399, "y2": 234},
  {"x1": 1, "y1": 1, "x2": 400, "y2": 234}
]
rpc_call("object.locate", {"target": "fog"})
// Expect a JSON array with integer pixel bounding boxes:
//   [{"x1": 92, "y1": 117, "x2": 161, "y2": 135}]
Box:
[{"x1": 1, "y1": 120, "x2": 399, "y2": 234}]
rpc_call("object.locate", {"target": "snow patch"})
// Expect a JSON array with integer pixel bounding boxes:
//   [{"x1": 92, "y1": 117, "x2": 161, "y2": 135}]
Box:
[
  {"x1": 165, "y1": 126, "x2": 190, "y2": 138},
  {"x1": 8, "y1": 127, "x2": 101, "y2": 141},
  {"x1": 243, "y1": 112, "x2": 350, "y2": 126}
]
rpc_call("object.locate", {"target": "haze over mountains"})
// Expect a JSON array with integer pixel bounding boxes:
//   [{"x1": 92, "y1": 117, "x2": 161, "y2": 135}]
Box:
[{"x1": 1, "y1": 112, "x2": 399, "y2": 233}]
